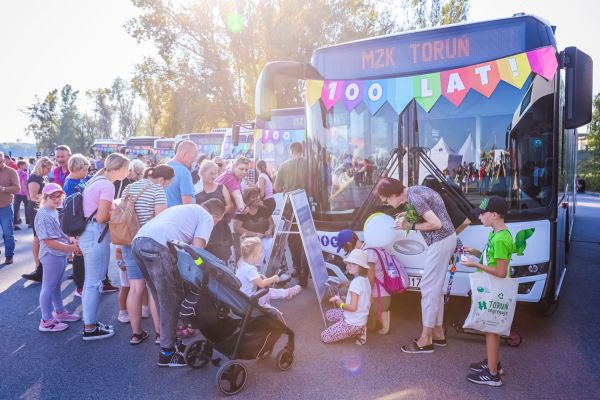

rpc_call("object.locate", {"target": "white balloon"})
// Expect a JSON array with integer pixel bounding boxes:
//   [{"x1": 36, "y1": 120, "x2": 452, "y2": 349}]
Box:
[{"x1": 363, "y1": 214, "x2": 396, "y2": 248}]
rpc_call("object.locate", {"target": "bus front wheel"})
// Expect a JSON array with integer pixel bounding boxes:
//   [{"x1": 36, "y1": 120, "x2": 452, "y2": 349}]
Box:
[{"x1": 535, "y1": 298, "x2": 560, "y2": 317}]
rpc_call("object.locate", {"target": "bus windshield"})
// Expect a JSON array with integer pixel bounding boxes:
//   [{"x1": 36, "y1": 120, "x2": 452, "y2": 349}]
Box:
[{"x1": 308, "y1": 74, "x2": 555, "y2": 220}]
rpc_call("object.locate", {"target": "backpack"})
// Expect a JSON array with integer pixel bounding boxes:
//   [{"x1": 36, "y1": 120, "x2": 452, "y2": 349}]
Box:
[
  {"x1": 367, "y1": 248, "x2": 409, "y2": 295},
  {"x1": 60, "y1": 176, "x2": 105, "y2": 237},
  {"x1": 109, "y1": 182, "x2": 152, "y2": 246}
]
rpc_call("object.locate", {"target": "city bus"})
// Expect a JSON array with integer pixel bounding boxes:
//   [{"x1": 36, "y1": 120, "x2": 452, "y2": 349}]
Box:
[
  {"x1": 175, "y1": 132, "x2": 225, "y2": 157},
  {"x1": 154, "y1": 138, "x2": 176, "y2": 162},
  {"x1": 254, "y1": 14, "x2": 592, "y2": 313},
  {"x1": 126, "y1": 136, "x2": 160, "y2": 160},
  {"x1": 255, "y1": 107, "x2": 306, "y2": 175},
  {"x1": 91, "y1": 139, "x2": 124, "y2": 157},
  {"x1": 217, "y1": 127, "x2": 255, "y2": 161}
]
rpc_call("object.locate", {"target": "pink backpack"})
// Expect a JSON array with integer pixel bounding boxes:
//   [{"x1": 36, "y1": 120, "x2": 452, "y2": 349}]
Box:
[{"x1": 367, "y1": 248, "x2": 409, "y2": 295}]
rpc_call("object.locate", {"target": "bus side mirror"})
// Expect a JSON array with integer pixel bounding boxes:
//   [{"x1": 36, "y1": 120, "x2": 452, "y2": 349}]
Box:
[
  {"x1": 563, "y1": 47, "x2": 593, "y2": 129},
  {"x1": 232, "y1": 123, "x2": 240, "y2": 147},
  {"x1": 255, "y1": 61, "x2": 322, "y2": 121}
]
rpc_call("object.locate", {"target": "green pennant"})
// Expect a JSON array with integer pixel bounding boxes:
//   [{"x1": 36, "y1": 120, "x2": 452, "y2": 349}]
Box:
[{"x1": 413, "y1": 72, "x2": 441, "y2": 112}]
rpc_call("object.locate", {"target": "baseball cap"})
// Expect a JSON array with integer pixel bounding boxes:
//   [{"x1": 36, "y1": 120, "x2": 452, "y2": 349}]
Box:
[
  {"x1": 336, "y1": 229, "x2": 355, "y2": 253},
  {"x1": 471, "y1": 196, "x2": 508, "y2": 216},
  {"x1": 344, "y1": 249, "x2": 369, "y2": 269},
  {"x1": 42, "y1": 183, "x2": 65, "y2": 196}
]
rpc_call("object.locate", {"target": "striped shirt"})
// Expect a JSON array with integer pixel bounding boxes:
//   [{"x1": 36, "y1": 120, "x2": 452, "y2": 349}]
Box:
[
  {"x1": 122, "y1": 179, "x2": 167, "y2": 226},
  {"x1": 35, "y1": 206, "x2": 71, "y2": 257}
]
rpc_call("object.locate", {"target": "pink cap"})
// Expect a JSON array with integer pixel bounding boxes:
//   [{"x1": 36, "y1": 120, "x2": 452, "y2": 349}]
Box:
[{"x1": 42, "y1": 183, "x2": 65, "y2": 196}]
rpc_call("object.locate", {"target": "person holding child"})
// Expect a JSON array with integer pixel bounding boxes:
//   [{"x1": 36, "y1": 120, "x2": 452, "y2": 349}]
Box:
[
  {"x1": 321, "y1": 249, "x2": 371, "y2": 346},
  {"x1": 235, "y1": 237, "x2": 301, "y2": 310},
  {"x1": 35, "y1": 183, "x2": 81, "y2": 332},
  {"x1": 460, "y1": 196, "x2": 514, "y2": 387}
]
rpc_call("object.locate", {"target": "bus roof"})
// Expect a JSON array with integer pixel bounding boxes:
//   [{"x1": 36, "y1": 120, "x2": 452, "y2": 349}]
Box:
[{"x1": 311, "y1": 14, "x2": 557, "y2": 80}]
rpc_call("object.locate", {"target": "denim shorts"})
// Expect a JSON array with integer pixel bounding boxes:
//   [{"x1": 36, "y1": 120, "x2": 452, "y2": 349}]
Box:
[{"x1": 122, "y1": 245, "x2": 144, "y2": 280}]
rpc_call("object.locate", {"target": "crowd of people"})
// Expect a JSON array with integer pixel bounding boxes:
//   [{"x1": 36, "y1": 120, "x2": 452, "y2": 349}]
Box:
[{"x1": 0, "y1": 139, "x2": 516, "y2": 387}]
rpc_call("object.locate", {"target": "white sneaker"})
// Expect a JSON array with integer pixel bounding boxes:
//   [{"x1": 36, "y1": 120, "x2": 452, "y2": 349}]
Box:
[
  {"x1": 141, "y1": 305, "x2": 150, "y2": 319},
  {"x1": 286, "y1": 285, "x2": 302, "y2": 299},
  {"x1": 118, "y1": 311, "x2": 130, "y2": 323}
]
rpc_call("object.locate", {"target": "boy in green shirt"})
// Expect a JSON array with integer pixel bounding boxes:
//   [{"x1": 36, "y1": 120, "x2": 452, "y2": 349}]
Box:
[{"x1": 461, "y1": 196, "x2": 514, "y2": 387}]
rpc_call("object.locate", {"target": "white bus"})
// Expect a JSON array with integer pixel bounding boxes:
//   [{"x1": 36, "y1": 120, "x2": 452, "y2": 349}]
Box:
[
  {"x1": 175, "y1": 132, "x2": 224, "y2": 157},
  {"x1": 254, "y1": 14, "x2": 592, "y2": 314}
]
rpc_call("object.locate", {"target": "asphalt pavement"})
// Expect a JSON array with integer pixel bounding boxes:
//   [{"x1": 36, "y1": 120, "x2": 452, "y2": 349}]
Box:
[{"x1": 1, "y1": 193, "x2": 599, "y2": 399}]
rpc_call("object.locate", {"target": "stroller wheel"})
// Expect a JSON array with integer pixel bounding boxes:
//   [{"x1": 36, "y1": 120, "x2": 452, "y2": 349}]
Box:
[
  {"x1": 216, "y1": 360, "x2": 248, "y2": 396},
  {"x1": 275, "y1": 348, "x2": 294, "y2": 371},
  {"x1": 184, "y1": 340, "x2": 212, "y2": 369}
]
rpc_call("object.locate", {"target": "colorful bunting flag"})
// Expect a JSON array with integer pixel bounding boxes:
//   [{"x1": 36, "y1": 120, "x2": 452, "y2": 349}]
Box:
[{"x1": 309, "y1": 46, "x2": 557, "y2": 114}]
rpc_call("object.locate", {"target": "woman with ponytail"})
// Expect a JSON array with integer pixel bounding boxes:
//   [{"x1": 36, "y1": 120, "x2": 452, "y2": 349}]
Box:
[
  {"x1": 79, "y1": 153, "x2": 130, "y2": 341},
  {"x1": 120, "y1": 164, "x2": 174, "y2": 345}
]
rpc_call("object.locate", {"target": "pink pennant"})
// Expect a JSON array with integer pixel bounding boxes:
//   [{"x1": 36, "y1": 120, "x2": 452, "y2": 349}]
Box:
[
  {"x1": 321, "y1": 80, "x2": 343, "y2": 110},
  {"x1": 441, "y1": 67, "x2": 470, "y2": 106},
  {"x1": 526, "y1": 46, "x2": 558, "y2": 80}
]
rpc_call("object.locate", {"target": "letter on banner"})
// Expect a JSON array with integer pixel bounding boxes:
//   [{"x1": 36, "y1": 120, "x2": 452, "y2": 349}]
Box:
[
  {"x1": 413, "y1": 73, "x2": 441, "y2": 112},
  {"x1": 306, "y1": 80, "x2": 324, "y2": 106},
  {"x1": 321, "y1": 80, "x2": 343, "y2": 110},
  {"x1": 365, "y1": 80, "x2": 388, "y2": 114},
  {"x1": 272, "y1": 130, "x2": 281, "y2": 144},
  {"x1": 387, "y1": 76, "x2": 413, "y2": 114},
  {"x1": 526, "y1": 46, "x2": 558, "y2": 80},
  {"x1": 342, "y1": 81, "x2": 364, "y2": 112},
  {"x1": 441, "y1": 67, "x2": 470, "y2": 106},
  {"x1": 467, "y1": 62, "x2": 500, "y2": 98},
  {"x1": 497, "y1": 53, "x2": 531, "y2": 89}
]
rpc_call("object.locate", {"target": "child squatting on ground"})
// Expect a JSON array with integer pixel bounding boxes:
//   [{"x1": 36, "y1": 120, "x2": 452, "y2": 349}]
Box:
[
  {"x1": 36, "y1": 183, "x2": 82, "y2": 332},
  {"x1": 236, "y1": 237, "x2": 301, "y2": 313},
  {"x1": 461, "y1": 196, "x2": 514, "y2": 387},
  {"x1": 321, "y1": 249, "x2": 372, "y2": 345}
]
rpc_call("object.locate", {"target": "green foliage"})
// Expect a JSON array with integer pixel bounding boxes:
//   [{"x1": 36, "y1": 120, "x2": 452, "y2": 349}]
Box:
[
  {"x1": 402, "y1": 0, "x2": 469, "y2": 30},
  {"x1": 578, "y1": 93, "x2": 600, "y2": 191},
  {"x1": 22, "y1": 89, "x2": 60, "y2": 154}
]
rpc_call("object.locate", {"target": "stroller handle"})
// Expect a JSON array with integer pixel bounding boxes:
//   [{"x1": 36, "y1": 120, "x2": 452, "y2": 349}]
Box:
[
  {"x1": 167, "y1": 240, "x2": 200, "y2": 259},
  {"x1": 250, "y1": 288, "x2": 269, "y2": 302}
]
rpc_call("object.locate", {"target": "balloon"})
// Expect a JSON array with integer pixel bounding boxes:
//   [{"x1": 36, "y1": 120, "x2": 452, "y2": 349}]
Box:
[
  {"x1": 363, "y1": 213, "x2": 396, "y2": 248},
  {"x1": 364, "y1": 212, "x2": 384, "y2": 228}
]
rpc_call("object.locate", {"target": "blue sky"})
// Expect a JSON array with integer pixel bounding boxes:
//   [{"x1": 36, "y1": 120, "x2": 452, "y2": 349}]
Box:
[{"x1": 0, "y1": 0, "x2": 598, "y2": 143}]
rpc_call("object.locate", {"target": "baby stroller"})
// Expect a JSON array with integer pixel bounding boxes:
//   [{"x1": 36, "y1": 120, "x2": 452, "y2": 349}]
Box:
[{"x1": 168, "y1": 240, "x2": 295, "y2": 396}]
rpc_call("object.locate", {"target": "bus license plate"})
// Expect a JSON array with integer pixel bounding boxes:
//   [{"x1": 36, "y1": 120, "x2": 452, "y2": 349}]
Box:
[{"x1": 408, "y1": 276, "x2": 421, "y2": 289}]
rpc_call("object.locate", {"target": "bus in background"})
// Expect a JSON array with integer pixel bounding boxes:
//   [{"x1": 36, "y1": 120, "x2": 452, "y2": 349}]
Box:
[
  {"x1": 254, "y1": 14, "x2": 592, "y2": 313},
  {"x1": 255, "y1": 107, "x2": 306, "y2": 175},
  {"x1": 218, "y1": 127, "x2": 255, "y2": 161},
  {"x1": 154, "y1": 138, "x2": 176, "y2": 162},
  {"x1": 175, "y1": 132, "x2": 225, "y2": 158},
  {"x1": 126, "y1": 136, "x2": 160, "y2": 162},
  {"x1": 91, "y1": 139, "x2": 125, "y2": 157}
]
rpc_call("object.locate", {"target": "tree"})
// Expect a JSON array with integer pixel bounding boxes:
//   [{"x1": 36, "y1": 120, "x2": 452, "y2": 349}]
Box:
[
  {"x1": 23, "y1": 89, "x2": 60, "y2": 154},
  {"x1": 110, "y1": 77, "x2": 142, "y2": 140},
  {"x1": 126, "y1": 0, "x2": 400, "y2": 135},
  {"x1": 579, "y1": 93, "x2": 600, "y2": 190},
  {"x1": 87, "y1": 88, "x2": 114, "y2": 139},
  {"x1": 401, "y1": 0, "x2": 470, "y2": 30},
  {"x1": 58, "y1": 84, "x2": 80, "y2": 150}
]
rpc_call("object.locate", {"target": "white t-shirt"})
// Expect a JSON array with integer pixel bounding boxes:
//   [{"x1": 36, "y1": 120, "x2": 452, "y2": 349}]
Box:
[
  {"x1": 344, "y1": 276, "x2": 371, "y2": 327},
  {"x1": 236, "y1": 260, "x2": 260, "y2": 297},
  {"x1": 135, "y1": 204, "x2": 214, "y2": 247}
]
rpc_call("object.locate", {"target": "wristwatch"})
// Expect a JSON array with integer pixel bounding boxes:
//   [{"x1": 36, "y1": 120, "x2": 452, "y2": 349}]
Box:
[{"x1": 116, "y1": 260, "x2": 126, "y2": 270}]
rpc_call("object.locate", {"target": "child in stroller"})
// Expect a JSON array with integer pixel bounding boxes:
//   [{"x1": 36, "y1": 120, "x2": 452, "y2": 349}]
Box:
[{"x1": 236, "y1": 237, "x2": 301, "y2": 312}]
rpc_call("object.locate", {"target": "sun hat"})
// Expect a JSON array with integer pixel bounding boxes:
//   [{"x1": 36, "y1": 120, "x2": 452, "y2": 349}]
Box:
[
  {"x1": 42, "y1": 183, "x2": 65, "y2": 196},
  {"x1": 344, "y1": 249, "x2": 369, "y2": 269}
]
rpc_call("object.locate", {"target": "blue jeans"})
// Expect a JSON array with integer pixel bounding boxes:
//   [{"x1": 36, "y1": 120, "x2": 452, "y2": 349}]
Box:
[
  {"x1": 0, "y1": 205, "x2": 15, "y2": 258},
  {"x1": 79, "y1": 221, "x2": 111, "y2": 325}
]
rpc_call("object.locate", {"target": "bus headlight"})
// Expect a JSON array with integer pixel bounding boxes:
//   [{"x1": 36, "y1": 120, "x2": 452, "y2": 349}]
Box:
[{"x1": 511, "y1": 262, "x2": 549, "y2": 277}]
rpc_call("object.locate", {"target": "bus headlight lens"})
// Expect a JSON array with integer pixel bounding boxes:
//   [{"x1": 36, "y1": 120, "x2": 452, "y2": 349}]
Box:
[
  {"x1": 528, "y1": 264, "x2": 539, "y2": 273},
  {"x1": 511, "y1": 262, "x2": 549, "y2": 277}
]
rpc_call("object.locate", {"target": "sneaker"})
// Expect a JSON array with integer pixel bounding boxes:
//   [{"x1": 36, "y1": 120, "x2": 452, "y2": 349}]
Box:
[
  {"x1": 467, "y1": 368, "x2": 503, "y2": 387},
  {"x1": 4, "y1": 257, "x2": 13, "y2": 265},
  {"x1": 154, "y1": 333, "x2": 160, "y2": 345},
  {"x1": 83, "y1": 325, "x2": 115, "y2": 341},
  {"x1": 97, "y1": 321, "x2": 115, "y2": 331},
  {"x1": 118, "y1": 311, "x2": 130, "y2": 323},
  {"x1": 101, "y1": 282, "x2": 119, "y2": 293},
  {"x1": 53, "y1": 310, "x2": 81, "y2": 322},
  {"x1": 39, "y1": 318, "x2": 69, "y2": 332},
  {"x1": 157, "y1": 349, "x2": 187, "y2": 367},
  {"x1": 141, "y1": 305, "x2": 150, "y2": 319},
  {"x1": 22, "y1": 265, "x2": 43, "y2": 282},
  {"x1": 400, "y1": 340, "x2": 434, "y2": 354},
  {"x1": 13, "y1": 225, "x2": 21, "y2": 231},
  {"x1": 74, "y1": 288, "x2": 83, "y2": 298},
  {"x1": 286, "y1": 285, "x2": 302, "y2": 299},
  {"x1": 469, "y1": 359, "x2": 504, "y2": 375}
]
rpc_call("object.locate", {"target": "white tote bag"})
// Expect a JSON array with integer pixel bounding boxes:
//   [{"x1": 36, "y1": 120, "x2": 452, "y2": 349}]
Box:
[{"x1": 463, "y1": 272, "x2": 518, "y2": 336}]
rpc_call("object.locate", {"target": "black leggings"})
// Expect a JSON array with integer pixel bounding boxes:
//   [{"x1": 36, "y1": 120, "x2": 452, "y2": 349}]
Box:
[{"x1": 13, "y1": 195, "x2": 28, "y2": 224}]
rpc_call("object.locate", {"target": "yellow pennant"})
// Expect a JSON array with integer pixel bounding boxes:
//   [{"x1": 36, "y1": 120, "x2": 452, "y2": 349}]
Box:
[
  {"x1": 306, "y1": 80, "x2": 324, "y2": 106},
  {"x1": 497, "y1": 53, "x2": 531, "y2": 89},
  {"x1": 253, "y1": 128, "x2": 262, "y2": 142}
]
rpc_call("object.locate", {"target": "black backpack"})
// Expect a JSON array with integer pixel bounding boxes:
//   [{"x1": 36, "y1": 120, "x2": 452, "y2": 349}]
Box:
[{"x1": 60, "y1": 177, "x2": 104, "y2": 236}]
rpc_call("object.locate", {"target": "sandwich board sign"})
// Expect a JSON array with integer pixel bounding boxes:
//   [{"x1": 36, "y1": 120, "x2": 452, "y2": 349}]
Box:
[{"x1": 265, "y1": 190, "x2": 329, "y2": 326}]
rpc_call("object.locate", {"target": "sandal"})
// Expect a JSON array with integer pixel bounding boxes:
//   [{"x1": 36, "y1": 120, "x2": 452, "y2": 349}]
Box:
[
  {"x1": 400, "y1": 340, "x2": 434, "y2": 354},
  {"x1": 130, "y1": 330, "x2": 149, "y2": 345}
]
